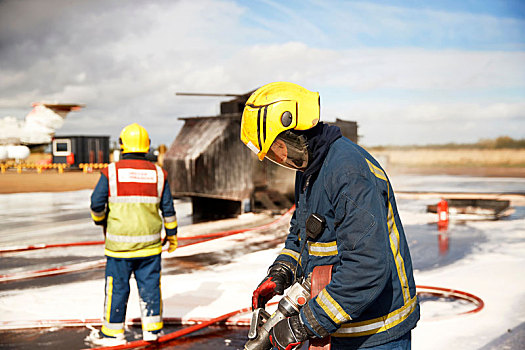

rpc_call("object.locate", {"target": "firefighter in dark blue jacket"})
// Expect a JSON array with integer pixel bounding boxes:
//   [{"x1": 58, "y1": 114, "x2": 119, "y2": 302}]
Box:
[{"x1": 240, "y1": 82, "x2": 419, "y2": 349}]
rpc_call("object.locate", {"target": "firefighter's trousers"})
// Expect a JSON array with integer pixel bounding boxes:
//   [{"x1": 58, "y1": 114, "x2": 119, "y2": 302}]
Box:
[{"x1": 102, "y1": 254, "x2": 162, "y2": 337}]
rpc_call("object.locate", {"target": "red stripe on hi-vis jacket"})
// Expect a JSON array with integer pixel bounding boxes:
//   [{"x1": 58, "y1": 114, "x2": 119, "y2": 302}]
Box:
[{"x1": 103, "y1": 159, "x2": 165, "y2": 197}]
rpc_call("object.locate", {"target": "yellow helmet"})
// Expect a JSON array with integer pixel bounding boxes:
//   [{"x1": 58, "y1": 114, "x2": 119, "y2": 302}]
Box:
[
  {"x1": 240, "y1": 82, "x2": 320, "y2": 161},
  {"x1": 119, "y1": 123, "x2": 150, "y2": 153}
]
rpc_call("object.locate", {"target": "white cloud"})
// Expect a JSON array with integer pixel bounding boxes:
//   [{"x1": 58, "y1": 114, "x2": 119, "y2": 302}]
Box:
[
  {"x1": 0, "y1": 0, "x2": 524, "y2": 146},
  {"x1": 320, "y1": 49, "x2": 525, "y2": 90}
]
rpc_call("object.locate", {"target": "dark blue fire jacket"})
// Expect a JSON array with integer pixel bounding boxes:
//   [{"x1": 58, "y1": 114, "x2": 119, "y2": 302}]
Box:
[{"x1": 273, "y1": 136, "x2": 420, "y2": 348}]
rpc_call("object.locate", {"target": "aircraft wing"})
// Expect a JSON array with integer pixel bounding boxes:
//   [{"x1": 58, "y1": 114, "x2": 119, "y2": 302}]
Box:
[{"x1": 0, "y1": 102, "x2": 85, "y2": 146}]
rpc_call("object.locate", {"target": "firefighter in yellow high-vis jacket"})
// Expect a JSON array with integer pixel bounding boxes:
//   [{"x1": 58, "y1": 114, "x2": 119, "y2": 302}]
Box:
[{"x1": 88, "y1": 123, "x2": 178, "y2": 346}]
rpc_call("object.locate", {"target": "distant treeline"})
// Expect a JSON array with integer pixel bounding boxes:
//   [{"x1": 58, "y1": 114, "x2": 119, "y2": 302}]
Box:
[{"x1": 372, "y1": 136, "x2": 525, "y2": 150}]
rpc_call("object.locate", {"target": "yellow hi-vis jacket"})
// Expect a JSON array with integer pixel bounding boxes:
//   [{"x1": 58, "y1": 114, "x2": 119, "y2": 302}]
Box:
[{"x1": 91, "y1": 158, "x2": 177, "y2": 258}]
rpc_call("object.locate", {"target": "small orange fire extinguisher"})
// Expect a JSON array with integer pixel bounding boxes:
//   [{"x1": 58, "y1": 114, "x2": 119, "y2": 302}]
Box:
[{"x1": 437, "y1": 199, "x2": 449, "y2": 227}]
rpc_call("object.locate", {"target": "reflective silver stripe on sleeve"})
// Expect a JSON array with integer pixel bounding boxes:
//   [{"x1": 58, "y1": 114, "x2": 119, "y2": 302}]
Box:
[
  {"x1": 155, "y1": 165, "x2": 164, "y2": 198},
  {"x1": 316, "y1": 289, "x2": 352, "y2": 324},
  {"x1": 108, "y1": 163, "x2": 117, "y2": 196},
  {"x1": 342, "y1": 319, "x2": 385, "y2": 334},
  {"x1": 164, "y1": 215, "x2": 177, "y2": 223},
  {"x1": 106, "y1": 233, "x2": 161, "y2": 243},
  {"x1": 279, "y1": 248, "x2": 300, "y2": 262},
  {"x1": 108, "y1": 196, "x2": 160, "y2": 204},
  {"x1": 308, "y1": 241, "x2": 338, "y2": 256}
]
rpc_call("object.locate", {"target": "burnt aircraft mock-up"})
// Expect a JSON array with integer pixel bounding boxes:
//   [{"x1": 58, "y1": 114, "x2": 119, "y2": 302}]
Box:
[{"x1": 0, "y1": 102, "x2": 84, "y2": 161}]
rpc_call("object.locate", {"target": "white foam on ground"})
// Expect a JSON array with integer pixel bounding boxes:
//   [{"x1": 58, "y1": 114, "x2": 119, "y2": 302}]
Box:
[{"x1": 0, "y1": 176, "x2": 524, "y2": 349}]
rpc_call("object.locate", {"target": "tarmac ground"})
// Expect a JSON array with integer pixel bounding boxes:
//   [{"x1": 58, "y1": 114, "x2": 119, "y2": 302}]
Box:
[{"x1": 1, "y1": 173, "x2": 524, "y2": 349}]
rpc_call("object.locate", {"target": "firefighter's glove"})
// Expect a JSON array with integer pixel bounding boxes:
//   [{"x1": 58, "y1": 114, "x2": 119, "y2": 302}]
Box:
[
  {"x1": 252, "y1": 261, "x2": 294, "y2": 310},
  {"x1": 269, "y1": 314, "x2": 311, "y2": 350},
  {"x1": 94, "y1": 218, "x2": 107, "y2": 227},
  {"x1": 167, "y1": 235, "x2": 178, "y2": 253}
]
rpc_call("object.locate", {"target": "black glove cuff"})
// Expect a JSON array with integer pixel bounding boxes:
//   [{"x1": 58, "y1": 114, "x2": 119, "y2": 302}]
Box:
[
  {"x1": 267, "y1": 261, "x2": 295, "y2": 289},
  {"x1": 297, "y1": 313, "x2": 316, "y2": 338},
  {"x1": 289, "y1": 314, "x2": 310, "y2": 340},
  {"x1": 302, "y1": 303, "x2": 330, "y2": 338}
]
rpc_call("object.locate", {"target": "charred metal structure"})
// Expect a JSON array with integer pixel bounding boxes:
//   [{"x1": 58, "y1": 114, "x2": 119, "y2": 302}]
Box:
[
  {"x1": 164, "y1": 114, "x2": 254, "y2": 221},
  {"x1": 164, "y1": 92, "x2": 358, "y2": 220}
]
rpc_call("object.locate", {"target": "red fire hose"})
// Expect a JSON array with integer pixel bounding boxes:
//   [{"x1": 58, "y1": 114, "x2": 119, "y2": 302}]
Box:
[
  {"x1": 0, "y1": 241, "x2": 105, "y2": 254},
  {"x1": 0, "y1": 285, "x2": 484, "y2": 349},
  {"x1": 0, "y1": 284, "x2": 484, "y2": 331},
  {"x1": 0, "y1": 207, "x2": 295, "y2": 255},
  {"x1": 0, "y1": 259, "x2": 107, "y2": 283},
  {"x1": 0, "y1": 316, "x2": 251, "y2": 330},
  {"x1": 82, "y1": 305, "x2": 253, "y2": 350},
  {"x1": 416, "y1": 285, "x2": 484, "y2": 315},
  {"x1": 0, "y1": 205, "x2": 485, "y2": 349},
  {"x1": 80, "y1": 284, "x2": 485, "y2": 350}
]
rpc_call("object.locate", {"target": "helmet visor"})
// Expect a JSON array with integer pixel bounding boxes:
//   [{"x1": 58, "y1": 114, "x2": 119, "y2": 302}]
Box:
[{"x1": 266, "y1": 130, "x2": 309, "y2": 171}]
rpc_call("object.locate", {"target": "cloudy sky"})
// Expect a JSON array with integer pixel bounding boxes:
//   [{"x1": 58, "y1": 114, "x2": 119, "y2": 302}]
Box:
[{"x1": 1, "y1": 0, "x2": 524, "y2": 147}]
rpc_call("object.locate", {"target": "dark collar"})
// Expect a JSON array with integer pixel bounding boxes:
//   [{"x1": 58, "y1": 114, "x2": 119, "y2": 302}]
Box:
[
  {"x1": 299, "y1": 122, "x2": 342, "y2": 187},
  {"x1": 122, "y1": 153, "x2": 147, "y2": 160}
]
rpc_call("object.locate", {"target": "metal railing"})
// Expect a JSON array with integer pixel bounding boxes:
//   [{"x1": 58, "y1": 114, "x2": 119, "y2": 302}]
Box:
[{"x1": 0, "y1": 162, "x2": 109, "y2": 174}]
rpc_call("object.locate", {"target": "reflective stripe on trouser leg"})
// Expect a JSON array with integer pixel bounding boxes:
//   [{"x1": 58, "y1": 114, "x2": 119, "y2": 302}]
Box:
[
  {"x1": 134, "y1": 254, "x2": 163, "y2": 332},
  {"x1": 102, "y1": 257, "x2": 133, "y2": 337}
]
